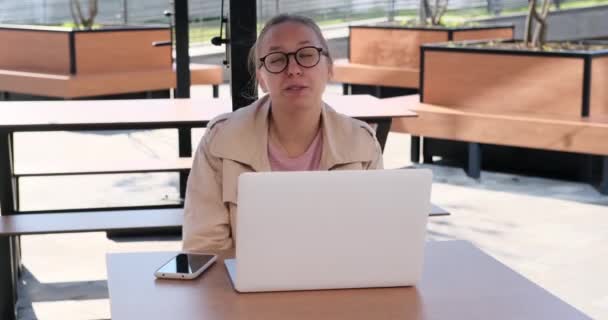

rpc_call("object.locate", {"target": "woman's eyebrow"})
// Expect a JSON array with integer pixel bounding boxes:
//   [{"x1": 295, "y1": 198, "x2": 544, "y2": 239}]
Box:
[{"x1": 268, "y1": 40, "x2": 312, "y2": 51}]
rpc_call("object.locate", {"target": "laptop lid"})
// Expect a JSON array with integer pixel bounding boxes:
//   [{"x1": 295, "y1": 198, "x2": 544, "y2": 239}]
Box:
[{"x1": 228, "y1": 169, "x2": 432, "y2": 292}]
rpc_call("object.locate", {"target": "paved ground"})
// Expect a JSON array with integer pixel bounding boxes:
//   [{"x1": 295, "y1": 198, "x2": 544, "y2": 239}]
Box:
[{"x1": 11, "y1": 84, "x2": 608, "y2": 319}]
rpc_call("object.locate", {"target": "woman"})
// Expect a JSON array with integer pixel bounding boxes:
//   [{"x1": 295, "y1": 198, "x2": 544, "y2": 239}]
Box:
[{"x1": 183, "y1": 14, "x2": 383, "y2": 252}]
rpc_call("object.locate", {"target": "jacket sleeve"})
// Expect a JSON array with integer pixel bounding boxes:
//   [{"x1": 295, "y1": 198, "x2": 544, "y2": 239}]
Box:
[
  {"x1": 182, "y1": 125, "x2": 233, "y2": 252},
  {"x1": 366, "y1": 136, "x2": 384, "y2": 170},
  {"x1": 360, "y1": 122, "x2": 384, "y2": 170}
]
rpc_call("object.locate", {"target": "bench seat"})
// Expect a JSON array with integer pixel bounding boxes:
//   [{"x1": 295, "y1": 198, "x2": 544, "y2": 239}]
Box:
[
  {"x1": 0, "y1": 208, "x2": 183, "y2": 236},
  {"x1": 0, "y1": 205, "x2": 449, "y2": 239},
  {"x1": 332, "y1": 59, "x2": 419, "y2": 89},
  {"x1": 391, "y1": 96, "x2": 608, "y2": 156},
  {"x1": 386, "y1": 95, "x2": 608, "y2": 193},
  {"x1": 14, "y1": 157, "x2": 194, "y2": 177},
  {"x1": 0, "y1": 63, "x2": 223, "y2": 99}
]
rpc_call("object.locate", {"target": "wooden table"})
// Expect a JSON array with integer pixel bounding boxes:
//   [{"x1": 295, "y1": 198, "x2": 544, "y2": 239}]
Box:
[
  {"x1": 0, "y1": 94, "x2": 417, "y2": 320},
  {"x1": 107, "y1": 240, "x2": 590, "y2": 320}
]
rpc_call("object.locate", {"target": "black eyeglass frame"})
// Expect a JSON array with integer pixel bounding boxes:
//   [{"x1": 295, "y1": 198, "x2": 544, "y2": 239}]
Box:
[{"x1": 259, "y1": 46, "x2": 328, "y2": 74}]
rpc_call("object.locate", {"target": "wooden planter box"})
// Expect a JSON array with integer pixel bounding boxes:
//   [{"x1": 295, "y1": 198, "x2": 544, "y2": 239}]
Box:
[
  {"x1": 395, "y1": 40, "x2": 608, "y2": 184},
  {"x1": 0, "y1": 24, "x2": 182, "y2": 99},
  {"x1": 335, "y1": 24, "x2": 513, "y2": 95},
  {"x1": 348, "y1": 24, "x2": 514, "y2": 71},
  {"x1": 0, "y1": 24, "x2": 171, "y2": 76},
  {"x1": 418, "y1": 40, "x2": 608, "y2": 118}
]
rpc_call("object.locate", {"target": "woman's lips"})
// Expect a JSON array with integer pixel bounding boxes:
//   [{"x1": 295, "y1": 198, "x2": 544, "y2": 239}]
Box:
[{"x1": 284, "y1": 85, "x2": 309, "y2": 93}]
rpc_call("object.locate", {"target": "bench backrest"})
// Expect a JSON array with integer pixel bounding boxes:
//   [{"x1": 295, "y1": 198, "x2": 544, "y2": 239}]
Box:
[
  {"x1": 349, "y1": 25, "x2": 513, "y2": 70},
  {"x1": 0, "y1": 25, "x2": 171, "y2": 75},
  {"x1": 421, "y1": 47, "x2": 608, "y2": 119}
]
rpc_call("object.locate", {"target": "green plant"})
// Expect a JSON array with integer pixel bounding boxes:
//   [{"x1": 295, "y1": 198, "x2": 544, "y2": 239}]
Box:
[{"x1": 69, "y1": 0, "x2": 98, "y2": 30}]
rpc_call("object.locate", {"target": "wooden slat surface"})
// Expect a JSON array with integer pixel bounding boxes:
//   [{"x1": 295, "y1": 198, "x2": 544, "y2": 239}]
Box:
[
  {"x1": 0, "y1": 63, "x2": 223, "y2": 98},
  {"x1": 0, "y1": 97, "x2": 230, "y2": 130},
  {"x1": 188, "y1": 63, "x2": 223, "y2": 84},
  {"x1": 423, "y1": 51, "x2": 585, "y2": 117},
  {"x1": 324, "y1": 94, "x2": 417, "y2": 118},
  {"x1": 452, "y1": 28, "x2": 513, "y2": 41},
  {"x1": 13, "y1": 158, "x2": 194, "y2": 177},
  {"x1": 0, "y1": 205, "x2": 449, "y2": 236},
  {"x1": 332, "y1": 59, "x2": 419, "y2": 88},
  {"x1": 0, "y1": 29, "x2": 71, "y2": 74},
  {"x1": 391, "y1": 99, "x2": 608, "y2": 156},
  {"x1": 70, "y1": 69, "x2": 176, "y2": 97},
  {"x1": 0, "y1": 94, "x2": 415, "y2": 130},
  {"x1": 75, "y1": 30, "x2": 171, "y2": 74},
  {"x1": 591, "y1": 56, "x2": 608, "y2": 118},
  {"x1": 0, "y1": 208, "x2": 182, "y2": 236},
  {"x1": 107, "y1": 241, "x2": 590, "y2": 320},
  {"x1": 350, "y1": 28, "x2": 448, "y2": 68},
  {"x1": 0, "y1": 69, "x2": 72, "y2": 97}
]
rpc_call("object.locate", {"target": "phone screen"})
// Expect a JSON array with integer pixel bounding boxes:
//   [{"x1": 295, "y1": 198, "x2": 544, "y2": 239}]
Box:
[{"x1": 157, "y1": 253, "x2": 215, "y2": 274}]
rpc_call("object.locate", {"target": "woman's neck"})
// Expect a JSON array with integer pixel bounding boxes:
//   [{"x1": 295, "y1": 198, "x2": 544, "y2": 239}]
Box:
[{"x1": 269, "y1": 102, "x2": 322, "y2": 158}]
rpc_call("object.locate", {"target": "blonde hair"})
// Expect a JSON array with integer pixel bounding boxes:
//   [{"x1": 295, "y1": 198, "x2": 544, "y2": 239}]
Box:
[{"x1": 247, "y1": 14, "x2": 333, "y2": 88}]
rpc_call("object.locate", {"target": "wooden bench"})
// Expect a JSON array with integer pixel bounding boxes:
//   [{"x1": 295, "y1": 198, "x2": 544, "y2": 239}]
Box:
[
  {"x1": 12, "y1": 157, "x2": 195, "y2": 212},
  {"x1": 389, "y1": 95, "x2": 608, "y2": 194},
  {"x1": 0, "y1": 63, "x2": 223, "y2": 99},
  {"x1": 0, "y1": 25, "x2": 223, "y2": 100},
  {"x1": 332, "y1": 58, "x2": 419, "y2": 91},
  {"x1": 0, "y1": 208, "x2": 183, "y2": 237},
  {"x1": 332, "y1": 25, "x2": 513, "y2": 97}
]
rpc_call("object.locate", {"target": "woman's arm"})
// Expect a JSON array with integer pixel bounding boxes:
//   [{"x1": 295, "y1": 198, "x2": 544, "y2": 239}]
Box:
[
  {"x1": 182, "y1": 129, "x2": 233, "y2": 252},
  {"x1": 366, "y1": 137, "x2": 384, "y2": 170}
]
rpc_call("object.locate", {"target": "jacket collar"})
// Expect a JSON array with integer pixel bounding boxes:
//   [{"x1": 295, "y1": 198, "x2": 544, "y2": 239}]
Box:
[{"x1": 208, "y1": 94, "x2": 376, "y2": 171}]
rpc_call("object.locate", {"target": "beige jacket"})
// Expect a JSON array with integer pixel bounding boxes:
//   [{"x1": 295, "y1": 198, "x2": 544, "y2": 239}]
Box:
[{"x1": 182, "y1": 95, "x2": 383, "y2": 253}]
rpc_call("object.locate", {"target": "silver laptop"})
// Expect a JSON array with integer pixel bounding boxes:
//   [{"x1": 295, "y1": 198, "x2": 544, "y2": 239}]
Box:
[{"x1": 224, "y1": 169, "x2": 432, "y2": 292}]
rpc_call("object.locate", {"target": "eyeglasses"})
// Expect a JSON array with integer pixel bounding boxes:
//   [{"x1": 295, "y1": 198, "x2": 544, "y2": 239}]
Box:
[{"x1": 259, "y1": 46, "x2": 327, "y2": 74}]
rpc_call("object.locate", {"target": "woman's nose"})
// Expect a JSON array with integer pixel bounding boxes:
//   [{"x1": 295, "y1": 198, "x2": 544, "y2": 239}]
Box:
[{"x1": 286, "y1": 55, "x2": 302, "y2": 76}]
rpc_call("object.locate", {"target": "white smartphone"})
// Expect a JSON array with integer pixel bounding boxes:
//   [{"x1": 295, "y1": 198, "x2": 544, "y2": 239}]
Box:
[{"x1": 154, "y1": 253, "x2": 217, "y2": 280}]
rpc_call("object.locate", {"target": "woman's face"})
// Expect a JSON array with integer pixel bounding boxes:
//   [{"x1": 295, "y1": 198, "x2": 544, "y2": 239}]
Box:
[{"x1": 256, "y1": 21, "x2": 332, "y2": 110}]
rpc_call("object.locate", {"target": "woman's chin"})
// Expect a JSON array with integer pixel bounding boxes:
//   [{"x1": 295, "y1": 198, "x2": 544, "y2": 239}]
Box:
[{"x1": 276, "y1": 91, "x2": 319, "y2": 105}]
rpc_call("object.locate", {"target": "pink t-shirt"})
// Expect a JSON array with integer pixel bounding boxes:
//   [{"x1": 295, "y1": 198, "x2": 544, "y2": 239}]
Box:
[{"x1": 268, "y1": 130, "x2": 323, "y2": 171}]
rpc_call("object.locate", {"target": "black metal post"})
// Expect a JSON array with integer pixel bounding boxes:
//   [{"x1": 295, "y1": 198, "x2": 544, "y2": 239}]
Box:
[
  {"x1": 582, "y1": 56, "x2": 591, "y2": 117},
  {"x1": 173, "y1": 0, "x2": 191, "y2": 99},
  {"x1": 0, "y1": 133, "x2": 15, "y2": 216},
  {"x1": 422, "y1": 137, "x2": 433, "y2": 164},
  {"x1": 229, "y1": 0, "x2": 257, "y2": 110},
  {"x1": 600, "y1": 156, "x2": 608, "y2": 195},
  {"x1": 467, "y1": 142, "x2": 481, "y2": 179},
  {"x1": 374, "y1": 86, "x2": 382, "y2": 98},
  {"x1": 0, "y1": 236, "x2": 16, "y2": 320},
  {"x1": 0, "y1": 132, "x2": 17, "y2": 320},
  {"x1": 375, "y1": 119, "x2": 392, "y2": 153},
  {"x1": 411, "y1": 136, "x2": 420, "y2": 163},
  {"x1": 342, "y1": 84, "x2": 350, "y2": 95},
  {"x1": 173, "y1": 0, "x2": 192, "y2": 199},
  {"x1": 178, "y1": 126, "x2": 192, "y2": 199}
]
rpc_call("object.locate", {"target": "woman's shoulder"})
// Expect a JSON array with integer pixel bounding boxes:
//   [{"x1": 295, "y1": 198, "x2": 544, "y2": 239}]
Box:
[{"x1": 204, "y1": 96, "x2": 268, "y2": 140}]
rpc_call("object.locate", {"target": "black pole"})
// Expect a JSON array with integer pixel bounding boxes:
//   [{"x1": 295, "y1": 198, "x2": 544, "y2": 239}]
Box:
[
  {"x1": 0, "y1": 132, "x2": 16, "y2": 320},
  {"x1": 174, "y1": 0, "x2": 190, "y2": 98},
  {"x1": 173, "y1": 0, "x2": 192, "y2": 200},
  {"x1": 229, "y1": 0, "x2": 257, "y2": 110}
]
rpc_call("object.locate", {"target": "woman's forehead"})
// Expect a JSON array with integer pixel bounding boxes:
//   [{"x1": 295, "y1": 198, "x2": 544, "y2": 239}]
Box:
[{"x1": 259, "y1": 22, "x2": 320, "y2": 52}]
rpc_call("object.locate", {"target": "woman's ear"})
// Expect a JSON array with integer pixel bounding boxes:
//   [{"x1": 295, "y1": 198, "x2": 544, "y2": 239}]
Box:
[{"x1": 328, "y1": 63, "x2": 334, "y2": 80}]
